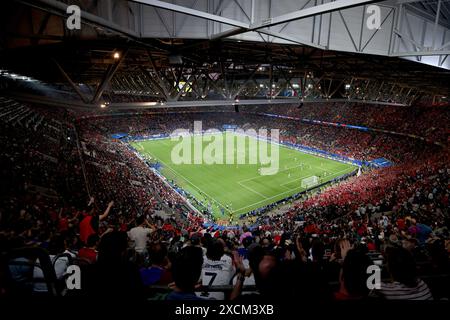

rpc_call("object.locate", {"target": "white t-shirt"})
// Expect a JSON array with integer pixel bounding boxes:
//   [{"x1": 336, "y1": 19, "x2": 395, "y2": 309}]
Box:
[
  {"x1": 197, "y1": 254, "x2": 234, "y2": 300},
  {"x1": 128, "y1": 226, "x2": 153, "y2": 253}
]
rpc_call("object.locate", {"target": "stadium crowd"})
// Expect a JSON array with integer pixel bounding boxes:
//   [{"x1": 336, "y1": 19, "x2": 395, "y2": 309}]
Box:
[
  {"x1": 0, "y1": 97, "x2": 448, "y2": 300},
  {"x1": 246, "y1": 102, "x2": 449, "y2": 144}
]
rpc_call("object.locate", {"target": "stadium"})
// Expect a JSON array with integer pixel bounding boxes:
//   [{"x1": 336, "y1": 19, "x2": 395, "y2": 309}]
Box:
[{"x1": 0, "y1": 0, "x2": 449, "y2": 310}]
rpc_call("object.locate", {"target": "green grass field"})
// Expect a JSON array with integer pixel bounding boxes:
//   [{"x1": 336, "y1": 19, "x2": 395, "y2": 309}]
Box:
[{"x1": 130, "y1": 133, "x2": 356, "y2": 221}]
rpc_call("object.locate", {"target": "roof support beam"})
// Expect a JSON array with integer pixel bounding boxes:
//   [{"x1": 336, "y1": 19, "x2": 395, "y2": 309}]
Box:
[
  {"x1": 106, "y1": 98, "x2": 408, "y2": 109},
  {"x1": 137, "y1": 0, "x2": 381, "y2": 45},
  {"x1": 432, "y1": 0, "x2": 442, "y2": 48},
  {"x1": 404, "y1": 3, "x2": 450, "y2": 29},
  {"x1": 92, "y1": 49, "x2": 128, "y2": 103},
  {"x1": 248, "y1": 0, "x2": 381, "y2": 31},
  {"x1": 28, "y1": 0, "x2": 140, "y2": 36},
  {"x1": 53, "y1": 59, "x2": 89, "y2": 104},
  {"x1": 257, "y1": 29, "x2": 326, "y2": 49},
  {"x1": 394, "y1": 0, "x2": 427, "y2": 4},
  {"x1": 391, "y1": 50, "x2": 450, "y2": 56},
  {"x1": 232, "y1": 65, "x2": 261, "y2": 98},
  {"x1": 131, "y1": 0, "x2": 249, "y2": 28}
]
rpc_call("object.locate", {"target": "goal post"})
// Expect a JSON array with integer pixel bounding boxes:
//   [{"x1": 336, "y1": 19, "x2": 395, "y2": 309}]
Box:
[{"x1": 301, "y1": 175, "x2": 320, "y2": 189}]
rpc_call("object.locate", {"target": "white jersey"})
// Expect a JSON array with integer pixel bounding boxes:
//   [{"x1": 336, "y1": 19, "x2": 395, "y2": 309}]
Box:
[
  {"x1": 233, "y1": 259, "x2": 256, "y2": 288},
  {"x1": 197, "y1": 254, "x2": 234, "y2": 300}
]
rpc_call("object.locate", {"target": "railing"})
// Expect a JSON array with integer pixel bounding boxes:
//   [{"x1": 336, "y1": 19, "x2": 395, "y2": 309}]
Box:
[{"x1": 147, "y1": 272, "x2": 450, "y2": 300}]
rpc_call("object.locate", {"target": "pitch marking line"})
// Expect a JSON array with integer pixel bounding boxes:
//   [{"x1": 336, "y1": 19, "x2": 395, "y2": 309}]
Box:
[
  {"x1": 280, "y1": 174, "x2": 314, "y2": 188},
  {"x1": 233, "y1": 167, "x2": 356, "y2": 213},
  {"x1": 237, "y1": 181, "x2": 269, "y2": 199},
  {"x1": 145, "y1": 146, "x2": 277, "y2": 215},
  {"x1": 278, "y1": 167, "x2": 351, "y2": 188},
  {"x1": 135, "y1": 137, "x2": 358, "y2": 216},
  {"x1": 145, "y1": 150, "x2": 234, "y2": 215},
  {"x1": 134, "y1": 142, "x2": 144, "y2": 151},
  {"x1": 232, "y1": 187, "x2": 300, "y2": 213},
  {"x1": 237, "y1": 163, "x2": 306, "y2": 185},
  {"x1": 153, "y1": 158, "x2": 353, "y2": 216}
]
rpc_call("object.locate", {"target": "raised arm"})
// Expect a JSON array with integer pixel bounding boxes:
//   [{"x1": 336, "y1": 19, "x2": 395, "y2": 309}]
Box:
[
  {"x1": 230, "y1": 251, "x2": 246, "y2": 300},
  {"x1": 99, "y1": 201, "x2": 114, "y2": 221},
  {"x1": 87, "y1": 196, "x2": 95, "y2": 207}
]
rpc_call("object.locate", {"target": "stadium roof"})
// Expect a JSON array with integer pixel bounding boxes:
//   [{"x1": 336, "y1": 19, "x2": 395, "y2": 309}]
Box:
[{"x1": 0, "y1": 0, "x2": 449, "y2": 107}]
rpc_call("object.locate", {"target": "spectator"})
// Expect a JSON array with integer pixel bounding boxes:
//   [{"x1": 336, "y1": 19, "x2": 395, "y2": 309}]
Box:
[
  {"x1": 239, "y1": 227, "x2": 252, "y2": 244},
  {"x1": 78, "y1": 234, "x2": 99, "y2": 264},
  {"x1": 166, "y1": 246, "x2": 204, "y2": 300},
  {"x1": 0, "y1": 97, "x2": 448, "y2": 301},
  {"x1": 82, "y1": 231, "x2": 143, "y2": 298},
  {"x1": 334, "y1": 249, "x2": 373, "y2": 300},
  {"x1": 140, "y1": 242, "x2": 172, "y2": 286},
  {"x1": 79, "y1": 198, "x2": 113, "y2": 244},
  {"x1": 128, "y1": 215, "x2": 154, "y2": 255},
  {"x1": 198, "y1": 239, "x2": 234, "y2": 300},
  {"x1": 376, "y1": 246, "x2": 433, "y2": 300},
  {"x1": 33, "y1": 234, "x2": 75, "y2": 293}
]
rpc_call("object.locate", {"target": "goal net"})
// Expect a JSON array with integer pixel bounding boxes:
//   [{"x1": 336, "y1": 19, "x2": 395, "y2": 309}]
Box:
[{"x1": 301, "y1": 175, "x2": 320, "y2": 189}]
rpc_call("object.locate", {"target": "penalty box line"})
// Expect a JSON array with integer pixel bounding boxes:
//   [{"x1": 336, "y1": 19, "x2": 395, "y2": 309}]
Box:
[
  {"x1": 237, "y1": 162, "x2": 307, "y2": 185},
  {"x1": 237, "y1": 181, "x2": 269, "y2": 199},
  {"x1": 280, "y1": 166, "x2": 356, "y2": 188},
  {"x1": 233, "y1": 166, "x2": 357, "y2": 213},
  {"x1": 134, "y1": 138, "x2": 357, "y2": 217},
  {"x1": 234, "y1": 174, "x2": 313, "y2": 213},
  {"x1": 143, "y1": 150, "x2": 234, "y2": 216}
]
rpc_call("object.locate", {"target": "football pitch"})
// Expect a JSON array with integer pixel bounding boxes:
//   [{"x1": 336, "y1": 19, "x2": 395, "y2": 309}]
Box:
[{"x1": 130, "y1": 133, "x2": 356, "y2": 221}]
